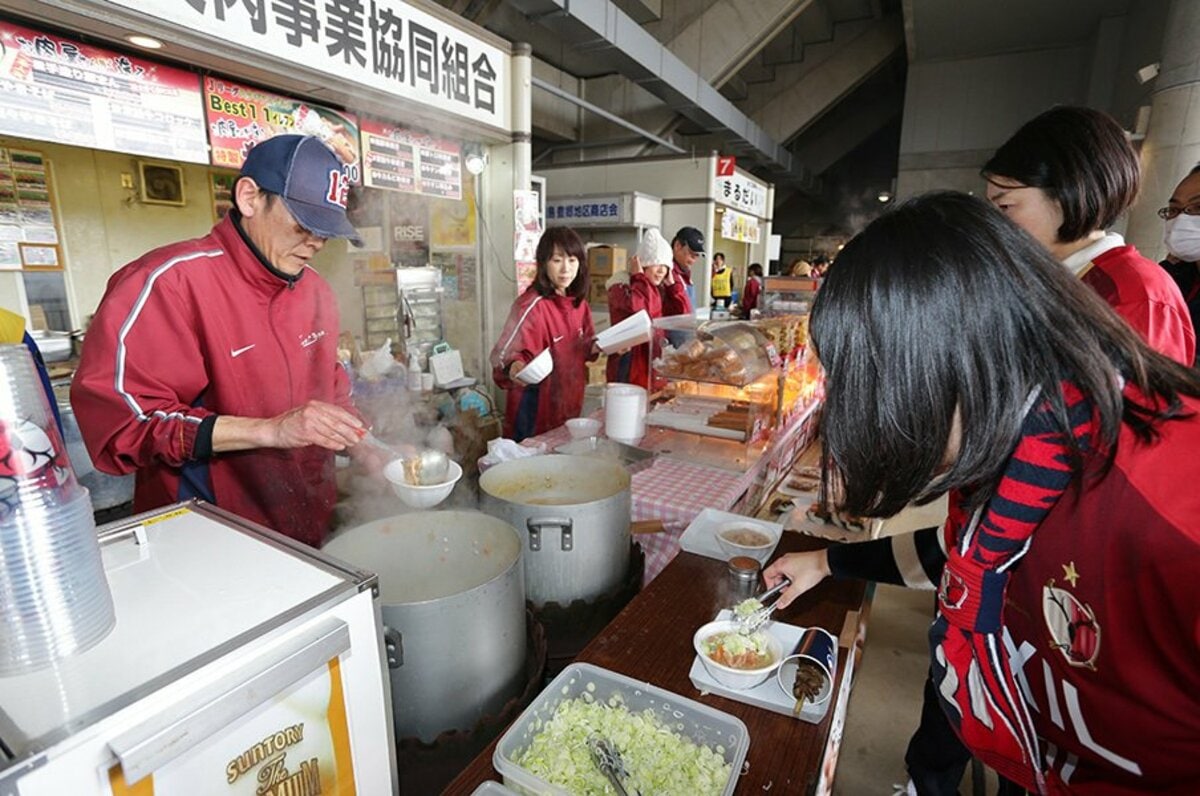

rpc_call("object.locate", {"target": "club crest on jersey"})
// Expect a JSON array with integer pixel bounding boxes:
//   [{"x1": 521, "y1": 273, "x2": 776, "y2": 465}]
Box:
[
  {"x1": 1043, "y1": 579, "x2": 1100, "y2": 669},
  {"x1": 939, "y1": 568, "x2": 968, "y2": 611},
  {"x1": 326, "y1": 169, "x2": 350, "y2": 209}
]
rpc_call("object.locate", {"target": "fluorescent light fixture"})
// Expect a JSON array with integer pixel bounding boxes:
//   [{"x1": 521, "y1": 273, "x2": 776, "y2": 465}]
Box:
[{"x1": 126, "y1": 34, "x2": 163, "y2": 50}]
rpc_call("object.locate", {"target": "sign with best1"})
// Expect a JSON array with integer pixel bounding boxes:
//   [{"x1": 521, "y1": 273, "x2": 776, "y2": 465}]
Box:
[{"x1": 107, "y1": 0, "x2": 511, "y2": 132}]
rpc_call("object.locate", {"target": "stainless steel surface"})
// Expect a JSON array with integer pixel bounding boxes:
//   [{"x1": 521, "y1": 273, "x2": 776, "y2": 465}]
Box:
[
  {"x1": 322, "y1": 510, "x2": 526, "y2": 743},
  {"x1": 479, "y1": 454, "x2": 632, "y2": 606},
  {"x1": 108, "y1": 618, "x2": 350, "y2": 783},
  {"x1": 588, "y1": 737, "x2": 637, "y2": 796},
  {"x1": 553, "y1": 435, "x2": 656, "y2": 471},
  {"x1": 740, "y1": 576, "x2": 792, "y2": 634}
]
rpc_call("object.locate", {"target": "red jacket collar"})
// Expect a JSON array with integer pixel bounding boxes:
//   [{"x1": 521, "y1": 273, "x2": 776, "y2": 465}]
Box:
[{"x1": 210, "y1": 212, "x2": 308, "y2": 294}]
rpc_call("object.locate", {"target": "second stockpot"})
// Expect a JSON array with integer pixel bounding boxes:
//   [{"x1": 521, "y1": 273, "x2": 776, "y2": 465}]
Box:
[
  {"x1": 479, "y1": 454, "x2": 631, "y2": 606},
  {"x1": 322, "y1": 510, "x2": 525, "y2": 743}
]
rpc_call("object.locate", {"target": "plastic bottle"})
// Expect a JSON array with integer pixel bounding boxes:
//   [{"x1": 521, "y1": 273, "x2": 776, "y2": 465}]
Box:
[{"x1": 407, "y1": 351, "x2": 422, "y2": 391}]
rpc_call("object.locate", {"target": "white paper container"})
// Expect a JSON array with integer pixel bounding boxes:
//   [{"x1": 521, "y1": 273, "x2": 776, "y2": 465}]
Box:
[
  {"x1": 494, "y1": 662, "x2": 749, "y2": 796},
  {"x1": 596, "y1": 309, "x2": 652, "y2": 353},
  {"x1": 604, "y1": 383, "x2": 646, "y2": 443},
  {"x1": 679, "y1": 508, "x2": 783, "y2": 564}
]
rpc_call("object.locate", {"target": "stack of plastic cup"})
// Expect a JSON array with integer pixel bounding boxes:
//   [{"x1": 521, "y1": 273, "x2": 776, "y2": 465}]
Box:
[
  {"x1": 604, "y1": 383, "x2": 647, "y2": 444},
  {"x1": 0, "y1": 344, "x2": 114, "y2": 675}
]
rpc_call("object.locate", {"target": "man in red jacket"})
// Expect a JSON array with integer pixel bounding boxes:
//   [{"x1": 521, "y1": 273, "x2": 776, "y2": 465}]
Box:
[{"x1": 72, "y1": 135, "x2": 367, "y2": 546}]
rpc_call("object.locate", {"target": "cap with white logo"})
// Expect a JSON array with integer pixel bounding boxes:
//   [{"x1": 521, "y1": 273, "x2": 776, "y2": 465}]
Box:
[{"x1": 240, "y1": 134, "x2": 362, "y2": 246}]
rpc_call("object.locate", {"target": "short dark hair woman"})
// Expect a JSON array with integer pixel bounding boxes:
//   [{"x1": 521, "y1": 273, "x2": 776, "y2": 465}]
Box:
[
  {"x1": 765, "y1": 192, "x2": 1200, "y2": 791},
  {"x1": 490, "y1": 226, "x2": 597, "y2": 440},
  {"x1": 983, "y1": 105, "x2": 1194, "y2": 364}
]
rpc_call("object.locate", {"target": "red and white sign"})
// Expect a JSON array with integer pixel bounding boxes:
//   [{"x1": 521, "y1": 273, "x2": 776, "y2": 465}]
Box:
[
  {"x1": 0, "y1": 21, "x2": 207, "y2": 163},
  {"x1": 716, "y1": 156, "x2": 737, "y2": 177}
]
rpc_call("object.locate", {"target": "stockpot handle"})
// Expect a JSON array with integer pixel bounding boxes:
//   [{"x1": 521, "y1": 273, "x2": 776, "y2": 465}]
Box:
[
  {"x1": 383, "y1": 624, "x2": 403, "y2": 669},
  {"x1": 526, "y1": 516, "x2": 574, "y2": 552}
]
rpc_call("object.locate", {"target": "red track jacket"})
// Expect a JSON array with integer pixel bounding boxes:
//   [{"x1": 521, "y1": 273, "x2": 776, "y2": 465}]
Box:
[{"x1": 71, "y1": 214, "x2": 354, "y2": 546}]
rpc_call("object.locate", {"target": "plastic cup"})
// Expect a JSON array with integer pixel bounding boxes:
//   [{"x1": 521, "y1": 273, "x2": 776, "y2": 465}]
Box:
[{"x1": 0, "y1": 344, "x2": 114, "y2": 674}]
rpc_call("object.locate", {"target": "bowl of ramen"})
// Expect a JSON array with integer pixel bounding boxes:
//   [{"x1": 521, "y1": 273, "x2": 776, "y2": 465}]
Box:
[
  {"x1": 384, "y1": 459, "x2": 463, "y2": 508},
  {"x1": 714, "y1": 521, "x2": 779, "y2": 565},
  {"x1": 693, "y1": 620, "x2": 784, "y2": 690}
]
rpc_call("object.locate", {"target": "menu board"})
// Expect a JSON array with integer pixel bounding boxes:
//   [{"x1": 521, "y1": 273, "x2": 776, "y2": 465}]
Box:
[
  {"x1": 0, "y1": 147, "x2": 64, "y2": 271},
  {"x1": 0, "y1": 21, "x2": 207, "y2": 163},
  {"x1": 203, "y1": 76, "x2": 361, "y2": 180},
  {"x1": 360, "y1": 119, "x2": 461, "y2": 200}
]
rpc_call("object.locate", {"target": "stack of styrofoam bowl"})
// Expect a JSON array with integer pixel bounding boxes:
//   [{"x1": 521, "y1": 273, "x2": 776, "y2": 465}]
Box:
[
  {"x1": 604, "y1": 383, "x2": 647, "y2": 444},
  {"x1": 0, "y1": 344, "x2": 113, "y2": 675}
]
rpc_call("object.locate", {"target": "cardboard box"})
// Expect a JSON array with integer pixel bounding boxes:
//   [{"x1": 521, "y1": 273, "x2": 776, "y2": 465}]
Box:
[
  {"x1": 588, "y1": 276, "x2": 610, "y2": 306},
  {"x1": 587, "y1": 245, "x2": 627, "y2": 276}
]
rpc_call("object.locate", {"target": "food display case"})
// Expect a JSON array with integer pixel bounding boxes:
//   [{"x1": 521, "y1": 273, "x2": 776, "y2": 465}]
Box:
[
  {"x1": 649, "y1": 320, "x2": 780, "y2": 445},
  {"x1": 760, "y1": 276, "x2": 819, "y2": 317}
]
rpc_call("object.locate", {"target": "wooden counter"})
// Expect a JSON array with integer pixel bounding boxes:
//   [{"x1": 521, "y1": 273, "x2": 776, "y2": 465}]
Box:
[{"x1": 443, "y1": 531, "x2": 871, "y2": 795}]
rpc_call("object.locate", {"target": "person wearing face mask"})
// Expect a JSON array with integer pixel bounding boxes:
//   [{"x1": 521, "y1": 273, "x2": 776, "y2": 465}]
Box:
[
  {"x1": 983, "y1": 105, "x2": 1195, "y2": 366},
  {"x1": 605, "y1": 228, "x2": 687, "y2": 390},
  {"x1": 491, "y1": 226, "x2": 597, "y2": 442},
  {"x1": 1160, "y1": 164, "x2": 1200, "y2": 365}
]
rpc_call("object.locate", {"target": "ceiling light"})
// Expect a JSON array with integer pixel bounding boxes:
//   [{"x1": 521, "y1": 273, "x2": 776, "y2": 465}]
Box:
[
  {"x1": 877, "y1": 191, "x2": 892, "y2": 203},
  {"x1": 126, "y1": 34, "x2": 163, "y2": 50},
  {"x1": 465, "y1": 149, "x2": 489, "y2": 176}
]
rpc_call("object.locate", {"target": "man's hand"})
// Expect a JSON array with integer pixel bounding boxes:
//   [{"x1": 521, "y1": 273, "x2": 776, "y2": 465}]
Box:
[
  {"x1": 269, "y1": 400, "x2": 365, "y2": 450},
  {"x1": 213, "y1": 401, "x2": 365, "y2": 453}
]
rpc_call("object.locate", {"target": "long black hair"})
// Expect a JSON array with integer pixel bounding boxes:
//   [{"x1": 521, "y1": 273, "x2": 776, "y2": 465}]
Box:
[
  {"x1": 532, "y1": 226, "x2": 588, "y2": 305},
  {"x1": 811, "y1": 191, "x2": 1200, "y2": 517}
]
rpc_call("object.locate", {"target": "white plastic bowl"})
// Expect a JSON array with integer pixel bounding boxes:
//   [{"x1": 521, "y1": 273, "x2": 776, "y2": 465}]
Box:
[
  {"x1": 513, "y1": 348, "x2": 553, "y2": 385},
  {"x1": 693, "y1": 619, "x2": 784, "y2": 690},
  {"x1": 714, "y1": 520, "x2": 779, "y2": 565},
  {"x1": 383, "y1": 459, "x2": 463, "y2": 509},
  {"x1": 565, "y1": 417, "x2": 602, "y2": 439}
]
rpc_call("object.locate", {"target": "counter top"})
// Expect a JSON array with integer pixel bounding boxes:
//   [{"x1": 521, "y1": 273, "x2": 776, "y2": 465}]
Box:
[{"x1": 443, "y1": 531, "x2": 871, "y2": 795}]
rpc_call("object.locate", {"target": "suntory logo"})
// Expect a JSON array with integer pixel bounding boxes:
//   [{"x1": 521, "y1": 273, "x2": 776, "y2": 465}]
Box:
[{"x1": 226, "y1": 723, "x2": 323, "y2": 795}]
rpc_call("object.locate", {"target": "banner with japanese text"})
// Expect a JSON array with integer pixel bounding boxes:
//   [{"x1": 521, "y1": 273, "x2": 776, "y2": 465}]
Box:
[
  {"x1": 203, "y1": 76, "x2": 361, "y2": 180},
  {"x1": 715, "y1": 171, "x2": 768, "y2": 217},
  {"x1": 0, "y1": 21, "x2": 207, "y2": 163},
  {"x1": 108, "y1": 0, "x2": 510, "y2": 131}
]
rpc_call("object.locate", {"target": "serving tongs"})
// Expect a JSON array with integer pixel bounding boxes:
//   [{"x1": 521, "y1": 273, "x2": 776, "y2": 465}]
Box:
[
  {"x1": 737, "y1": 576, "x2": 791, "y2": 634},
  {"x1": 588, "y1": 736, "x2": 639, "y2": 796}
]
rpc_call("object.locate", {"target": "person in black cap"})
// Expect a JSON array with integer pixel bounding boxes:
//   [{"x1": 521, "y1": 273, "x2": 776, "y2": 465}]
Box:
[
  {"x1": 669, "y1": 226, "x2": 704, "y2": 312},
  {"x1": 72, "y1": 134, "x2": 370, "y2": 547}
]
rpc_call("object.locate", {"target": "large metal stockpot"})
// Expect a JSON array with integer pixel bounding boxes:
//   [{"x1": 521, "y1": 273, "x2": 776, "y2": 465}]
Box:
[
  {"x1": 322, "y1": 510, "x2": 525, "y2": 743},
  {"x1": 479, "y1": 454, "x2": 631, "y2": 606}
]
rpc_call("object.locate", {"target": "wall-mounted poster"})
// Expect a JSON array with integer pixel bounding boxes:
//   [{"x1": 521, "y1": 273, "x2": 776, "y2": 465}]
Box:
[
  {"x1": 210, "y1": 172, "x2": 235, "y2": 222},
  {"x1": 0, "y1": 20, "x2": 207, "y2": 163},
  {"x1": 513, "y1": 190, "x2": 541, "y2": 295},
  {"x1": 360, "y1": 119, "x2": 461, "y2": 200},
  {"x1": 0, "y1": 147, "x2": 65, "y2": 269},
  {"x1": 203, "y1": 76, "x2": 360, "y2": 180}
]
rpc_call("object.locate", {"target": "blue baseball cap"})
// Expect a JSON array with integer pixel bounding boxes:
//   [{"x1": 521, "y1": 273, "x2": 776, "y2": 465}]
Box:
[{"x1": 240, "y1": 134, "x2": 362, "y2": 246}]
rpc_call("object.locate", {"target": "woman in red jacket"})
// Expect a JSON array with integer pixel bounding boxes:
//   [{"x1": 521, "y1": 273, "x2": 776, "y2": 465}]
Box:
[
  {"x1": 605, "y1": 228, "x2": 689, "y2": 390},
  {"x1": 490, "y1": 226, "x2": 597, "y2": 441},
  {"x1": 739, "y1": 262, "x2": 764, "y2": 316}
]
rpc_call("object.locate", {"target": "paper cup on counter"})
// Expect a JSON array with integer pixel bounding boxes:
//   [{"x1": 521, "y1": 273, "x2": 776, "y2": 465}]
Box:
[
  {"x1": 421, "y1": 372, "x2": 435, "y2": 391},
  {"x1": 776, "y1": 627, "x2": 837, "y2": 711}
]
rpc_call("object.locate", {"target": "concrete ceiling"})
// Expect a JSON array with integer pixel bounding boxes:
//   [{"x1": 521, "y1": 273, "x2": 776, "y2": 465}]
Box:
[{"x1": 906, "y1": 0, "x2": 1133, "y2": 61}]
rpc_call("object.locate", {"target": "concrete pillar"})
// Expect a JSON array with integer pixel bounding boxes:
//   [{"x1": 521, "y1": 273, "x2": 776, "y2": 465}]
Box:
[
  {"x1": 480, "y1": 44, "x2": 533, "y2": 409},
  {"x1": 1126, "y1": 0, "x2": 1200, "y2": 258}
]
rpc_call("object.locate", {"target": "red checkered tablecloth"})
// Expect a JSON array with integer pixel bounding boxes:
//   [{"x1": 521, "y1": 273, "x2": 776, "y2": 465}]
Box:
[{"x1": 629, "y1": 457, "x2": 760, "y2": 582}]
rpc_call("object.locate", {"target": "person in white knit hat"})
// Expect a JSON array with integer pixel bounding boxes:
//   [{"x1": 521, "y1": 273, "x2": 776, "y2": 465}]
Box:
[{"x1": 604, "y1": 228, "x2": 688, "y2": 389}]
